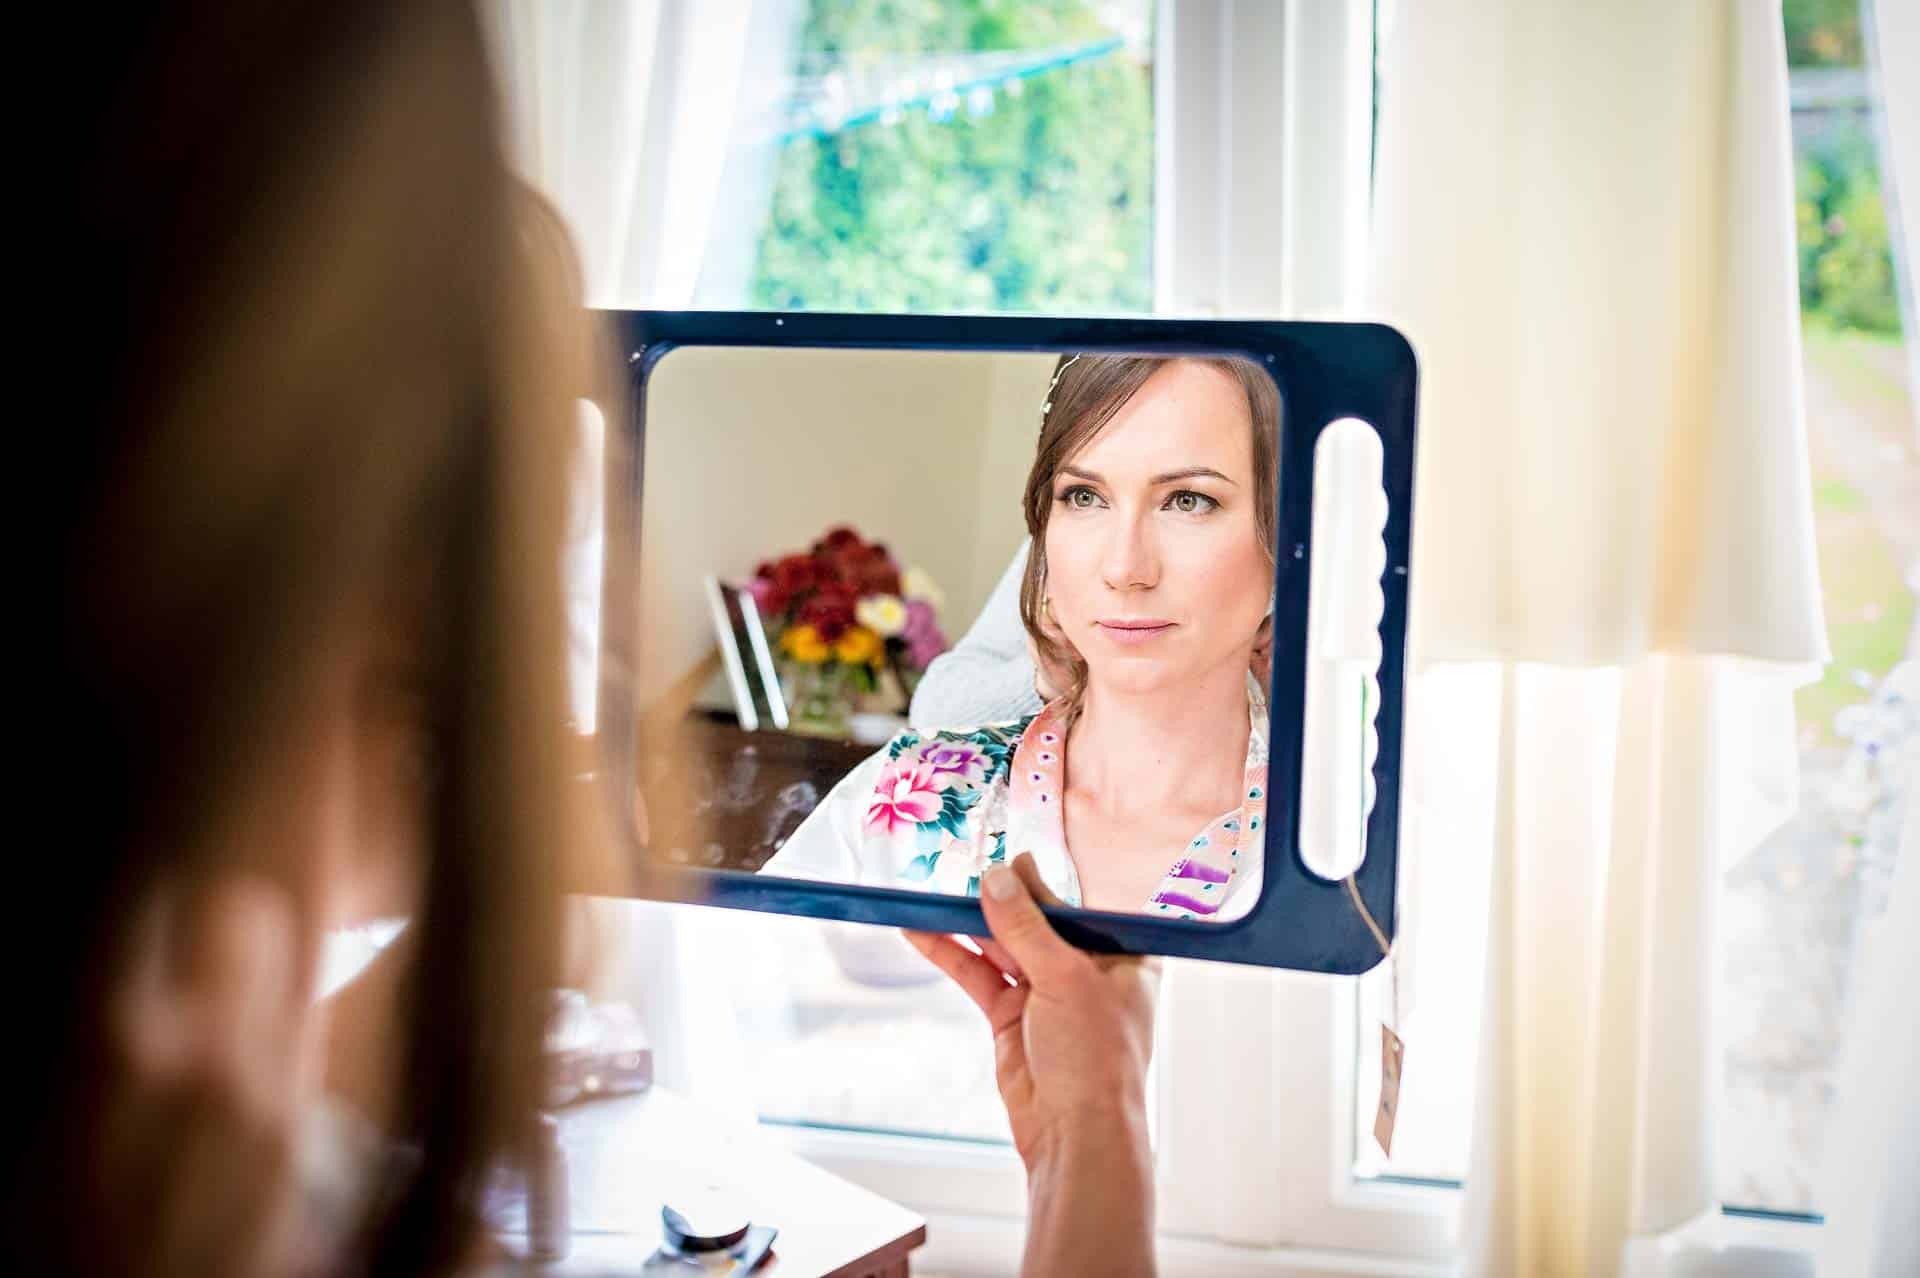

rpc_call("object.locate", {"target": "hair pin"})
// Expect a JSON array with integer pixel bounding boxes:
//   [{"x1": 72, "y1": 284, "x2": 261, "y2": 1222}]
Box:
[{"x1": 1042, "y1": 354, "x2": 1082, "y2": 417}]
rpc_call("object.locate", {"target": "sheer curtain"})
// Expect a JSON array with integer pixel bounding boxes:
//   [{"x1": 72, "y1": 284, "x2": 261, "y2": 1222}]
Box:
[
  {"x1": 1370, "y1": 3, "x2": 1828, "y2": 1274},
  {"x1": 483, "y1": 0, "x2": 799, "y2": 1115},
  {"x1": 1815, "y1": 5, "x2": 1920, "y2": 1274}
]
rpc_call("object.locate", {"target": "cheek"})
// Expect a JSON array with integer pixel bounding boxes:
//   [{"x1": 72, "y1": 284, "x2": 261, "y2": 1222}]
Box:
[
  {"x1": 1181, "y1": 521, "x2": 1270, "y2": 630},
  {"x1": 1043, "y1": 525, "x2": 1098, "y2": 613}
]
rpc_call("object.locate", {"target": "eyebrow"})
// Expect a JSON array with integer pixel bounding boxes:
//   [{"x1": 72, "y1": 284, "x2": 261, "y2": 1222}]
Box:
[{"x1": 1058, "y1": 464, "x2": 1239, "y2": 486}]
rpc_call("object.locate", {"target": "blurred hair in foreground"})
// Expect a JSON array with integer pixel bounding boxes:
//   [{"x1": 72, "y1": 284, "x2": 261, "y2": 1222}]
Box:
[{"x1": 27, "y1": 0, "x2": 620, "y2": 1272}]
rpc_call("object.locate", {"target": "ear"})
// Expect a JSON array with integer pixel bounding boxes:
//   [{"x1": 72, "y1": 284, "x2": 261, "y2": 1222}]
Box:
[{"x1": 1248, "y1": 613, "x2": 1275, "y2": 697}]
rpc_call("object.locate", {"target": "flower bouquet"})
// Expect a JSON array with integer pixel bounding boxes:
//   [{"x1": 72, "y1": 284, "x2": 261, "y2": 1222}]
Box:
[{"x1": 745, "y1": 525, "x2": 949, "y2": 738}]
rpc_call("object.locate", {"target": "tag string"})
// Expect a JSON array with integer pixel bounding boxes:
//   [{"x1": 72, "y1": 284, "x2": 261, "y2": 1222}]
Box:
[
  {"x1": 1342, "y1": 872, "x2": 1399, "y2": 1032},
  {"x1": 1342, "y1": 675, "x2": 1398, "y2": 1031},
  {"x1": 1342, "y1": 872, "x2": 1390, "y2": 954},
  {"x1": 1345, "y1": 680, "x2": 1403, "y2": 1161}
]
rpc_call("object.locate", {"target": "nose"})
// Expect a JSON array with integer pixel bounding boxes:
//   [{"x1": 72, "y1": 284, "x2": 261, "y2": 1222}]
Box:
[{"x1": 1100, "y1": 504, "x2": 1160, "y2": 593}]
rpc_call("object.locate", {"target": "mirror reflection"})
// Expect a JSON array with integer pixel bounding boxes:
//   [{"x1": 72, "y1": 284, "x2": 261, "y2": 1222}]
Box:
[{"x1": 634, "y1": 346, "x2": 1281, "y2": 920}]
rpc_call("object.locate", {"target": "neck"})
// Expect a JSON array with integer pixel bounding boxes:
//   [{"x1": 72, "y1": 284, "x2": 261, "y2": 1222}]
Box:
[{"x1": 1067, "y1": 655, "x2": 1251, "y2": 812}]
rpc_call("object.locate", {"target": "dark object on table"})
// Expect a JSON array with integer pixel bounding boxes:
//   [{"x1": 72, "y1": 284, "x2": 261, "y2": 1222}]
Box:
[
  {"x1": 661, "y1": 1200, "x2": 750, "y2": 1252},
  {"x1": 637, "y1": 711, "x2": 871, "y2": 873},
  {"x1": 640, "y1": 1225, "x2": 777, "y2": 1274}
]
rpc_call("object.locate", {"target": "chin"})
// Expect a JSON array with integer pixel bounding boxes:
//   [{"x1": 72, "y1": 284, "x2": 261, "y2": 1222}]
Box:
[{"x1": 1083, "y1": 656, "x2": 1188, "y2": 699}]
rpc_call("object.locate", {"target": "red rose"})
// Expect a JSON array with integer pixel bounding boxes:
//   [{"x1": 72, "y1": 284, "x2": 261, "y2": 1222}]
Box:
[
  {"x1": 852, "y1": 548, "x2": 901, "y2": 596},
  {"x1": 797, "y1": 580, "x2": 856, "y2": 641}
]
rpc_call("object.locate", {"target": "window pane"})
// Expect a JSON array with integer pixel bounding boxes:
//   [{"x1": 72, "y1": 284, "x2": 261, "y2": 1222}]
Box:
[
  {"x1": 736, "y1": 0, "x2": 1155, "y2": 314},
  {"x1": 1350, "y1": 667, "x2": 1498, "y2": 1186},
  {"x1": 1721, "y1": 0, "x2": 1915, "y2": 1213},
  {"x1": 722, "y1": 914, "x2": 1011, "y2": 1142},
  {"x1": 701, "y1": 1, "x2": 1155, "y2": 1141}
]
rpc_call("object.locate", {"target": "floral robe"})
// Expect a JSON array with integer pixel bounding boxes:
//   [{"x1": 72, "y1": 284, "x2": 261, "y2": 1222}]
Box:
[{"x1": 760, "y1": 680, "x2": 1269, "y2": 921}]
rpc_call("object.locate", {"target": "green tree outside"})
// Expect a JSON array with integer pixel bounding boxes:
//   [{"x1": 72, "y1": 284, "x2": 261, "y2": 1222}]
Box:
[{"x1": 750, "y1": 0, "x2": 1154, "y2": 314}]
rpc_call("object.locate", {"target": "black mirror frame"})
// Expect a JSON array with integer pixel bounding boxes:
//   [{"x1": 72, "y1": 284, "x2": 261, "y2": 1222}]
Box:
[{"x1": 596, "y1": 309, "x2": 1416, "y2": 973}]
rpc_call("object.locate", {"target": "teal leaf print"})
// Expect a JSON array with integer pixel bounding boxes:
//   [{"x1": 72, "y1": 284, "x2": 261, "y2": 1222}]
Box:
[
  {"x1": 886, "y1": 732, "x2": 924, "y2": 760},
  {"x1": 923, "y1": 785, "x2": 983, "y2": 841},
  {"x1": 901, "y1": 852, "x2": 940, "y2": 882}
]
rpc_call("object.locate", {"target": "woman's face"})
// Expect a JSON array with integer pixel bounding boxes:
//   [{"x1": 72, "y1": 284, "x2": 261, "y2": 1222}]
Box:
[{"x1": 1043, "y1": 360, "x2": 1270, "y2": 698}]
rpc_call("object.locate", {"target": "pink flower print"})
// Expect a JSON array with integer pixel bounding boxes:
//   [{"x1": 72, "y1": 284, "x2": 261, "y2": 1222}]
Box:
[
  {"x1": 919, "y1": 741, "x2": 986, "y2": 785},
  {"x1": 866, "y1": 761, "x2": 943, "y2": 836}
]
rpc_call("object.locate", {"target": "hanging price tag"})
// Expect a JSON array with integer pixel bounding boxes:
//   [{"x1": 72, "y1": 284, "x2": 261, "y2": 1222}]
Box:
[
  {"x1": 1345, "y1": 872, "x2": 1404, "y2": 1160},
  {"x1": 1373, "y1": 1024, "x2": 1405, "y2": 1157}
]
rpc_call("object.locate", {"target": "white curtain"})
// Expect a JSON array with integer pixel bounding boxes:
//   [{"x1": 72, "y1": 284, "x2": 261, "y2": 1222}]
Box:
[
  {"x1": 1370, "y1": 3, "x2": 1829, "y2": 1274},
  {"x1": 1814, "y1": 4, "x2": 1920, "y2": 1274},
  {"x1": 1872, "y1": 0, "x2": 1920, "y2": 409},
  {"x1": 483, "y1": 0, "x2": 798, "y2": 1117},
  {"x1": 1817, "y1": 769, "x2": 1918, "y2": 1278}
]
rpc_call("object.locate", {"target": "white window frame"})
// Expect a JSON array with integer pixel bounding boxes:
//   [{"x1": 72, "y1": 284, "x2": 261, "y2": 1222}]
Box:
[
  {"x1": 773, "y1": 5, "x2": 1471, "y2": 1274},
  {"x1": 764, "y1": 4, "x2": 1833, "y2": 1274},
  {"x1": 513, "y1": 0, "x2": 1871, "y2": 1269}
]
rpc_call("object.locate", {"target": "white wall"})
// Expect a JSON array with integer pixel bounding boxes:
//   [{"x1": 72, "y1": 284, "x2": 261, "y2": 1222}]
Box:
[
  {"x1": 639, "y1": 346, "x2": 1032, "y2": 707},
  {"x1": 967, "y1": 353, "x2": 1056, "y2": 603}
]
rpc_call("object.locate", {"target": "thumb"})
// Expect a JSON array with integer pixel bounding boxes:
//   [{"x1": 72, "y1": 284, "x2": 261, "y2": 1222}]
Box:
[{"x1": 980, "y1": 854, "x2": 1080, "y2": 986}]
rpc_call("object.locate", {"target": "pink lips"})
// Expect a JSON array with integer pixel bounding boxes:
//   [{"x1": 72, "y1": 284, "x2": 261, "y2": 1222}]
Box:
[{"x1": 1095, "y1": 619, "x2": 1176, "y2": 646}]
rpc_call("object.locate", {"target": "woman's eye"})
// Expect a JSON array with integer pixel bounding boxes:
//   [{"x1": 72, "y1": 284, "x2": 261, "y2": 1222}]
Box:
[
  {"x1": 1059, "y1": 485, "x2": 1102, "y2": 510},
  {"x1": 1167, "y1": 490, "x2": 1218, "y2": 514}
]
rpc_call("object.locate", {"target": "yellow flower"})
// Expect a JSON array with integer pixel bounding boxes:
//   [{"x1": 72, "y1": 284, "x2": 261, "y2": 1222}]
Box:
[
  {"x1": 780, "y1": 624, "x2": 830, "y2": 665},
  {"x1": 833, "y1": 625, "x2": 885, "y2": 668},
  {"x1": 855, "y1": 593, "x2": 908, "y2": 637}
]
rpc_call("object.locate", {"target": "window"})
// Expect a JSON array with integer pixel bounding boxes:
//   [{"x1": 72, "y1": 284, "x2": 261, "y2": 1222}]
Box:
[
  {"x1": 748, "y1": 2, "x2": 1156, "y2": 314},
  {"x1": 530, "y1": 0, "x2": 1914, "y2": 1270},
  {"x1": 1342, "y1": 0, "x2": 1919, "y2": 1230},
  {"x1": 661, "y1": 6, "x2": 1409, "y2": 1266},
  {"x1": 679, "y1": 0, "x2": 1158, "y2": 1150},
  {"x1": 1720, "y1": 0, "x2": 1915, "y2": 1216},
  {"x1": 684, "y1": 0, "x2": 1157, "y2": 316}
]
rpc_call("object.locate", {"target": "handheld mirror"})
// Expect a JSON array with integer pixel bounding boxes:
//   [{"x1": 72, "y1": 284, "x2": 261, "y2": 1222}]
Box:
[{"x1": 587, "y1": 310, "x2": 1415, "y2": 973}]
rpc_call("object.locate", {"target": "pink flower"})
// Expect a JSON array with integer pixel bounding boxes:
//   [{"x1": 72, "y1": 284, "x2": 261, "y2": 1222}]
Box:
[
  {"x1": 901, "y1": 598, "x2": 948, "y2": 669},
  {"x1": 903, "y1": 598, "x2": 939, "y2": 636},
  {"x1": 743, "y1": 575, "x2": 776, "y2": 616},
  {"x1": 865, "y1": 762, "x2": 943, "y2": 836}
]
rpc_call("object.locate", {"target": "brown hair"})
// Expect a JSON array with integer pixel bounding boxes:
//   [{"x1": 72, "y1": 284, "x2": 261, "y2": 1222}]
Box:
[
  {"x1": 1018, "y1": 354, "x2": 1281, "y2": 708},
  {"x1": 36, "y1": 1, "x2": 594, "y2": 1273}
]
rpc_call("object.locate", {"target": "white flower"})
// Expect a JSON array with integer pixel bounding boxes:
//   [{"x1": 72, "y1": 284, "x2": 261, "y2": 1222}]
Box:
[
  {"x1": 902, "y1": 566, "x2": 945, "y2": 610},
  {"x1": 855, "y1": 593, "x2": 908, "y2": 637}
]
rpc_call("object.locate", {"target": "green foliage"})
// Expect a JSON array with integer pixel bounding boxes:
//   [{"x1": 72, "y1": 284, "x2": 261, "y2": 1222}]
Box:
[
  {"x1": 1796, "y1": 123, "x2": 1902, "y2": 335},
  {"x1": 750, "y1": 0, "x2": 1153, "y2": 314},
  {"x1": 1782, "y1": 0, "x2": 1864, "y2": 68},
  {"x1": 1812, "y1": 475, "x2": 1866, "y2": 512}
]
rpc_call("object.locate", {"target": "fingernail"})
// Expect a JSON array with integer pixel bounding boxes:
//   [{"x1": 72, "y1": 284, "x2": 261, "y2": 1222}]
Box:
[{"x1": 984, "y1": 865, "x2": 1020, "y2": 900}]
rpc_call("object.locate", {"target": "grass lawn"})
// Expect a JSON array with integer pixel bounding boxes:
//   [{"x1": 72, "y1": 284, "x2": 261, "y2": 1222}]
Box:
[{"x1": 1795, "y1": 325, "x2": 1917, "y2": 743}]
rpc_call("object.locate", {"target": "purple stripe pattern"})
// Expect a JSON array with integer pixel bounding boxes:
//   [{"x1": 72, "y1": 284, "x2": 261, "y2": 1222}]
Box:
[
  {"x1": 1152, "y1": 891, "x2": 1221, "y2": 914},
  {"x1": 1172, "y1": 860, "x2": 1231, "y2": 884}
]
